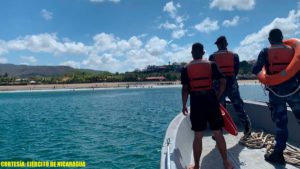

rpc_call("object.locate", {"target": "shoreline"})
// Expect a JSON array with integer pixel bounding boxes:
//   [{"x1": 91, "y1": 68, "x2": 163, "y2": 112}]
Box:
[{"x1": 0, "y1": 80, "x2": 259, "y2": 92}]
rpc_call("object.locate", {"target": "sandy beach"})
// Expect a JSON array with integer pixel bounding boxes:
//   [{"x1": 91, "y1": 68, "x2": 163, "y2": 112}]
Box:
[{"x1": 0, "y1": 80, "x2": 259, "y2": 92}]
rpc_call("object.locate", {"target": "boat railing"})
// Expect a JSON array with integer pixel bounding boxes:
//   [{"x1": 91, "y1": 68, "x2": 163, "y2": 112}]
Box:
[{"x1": 166, "y1": 138, "x2": 171, "y2": 169}]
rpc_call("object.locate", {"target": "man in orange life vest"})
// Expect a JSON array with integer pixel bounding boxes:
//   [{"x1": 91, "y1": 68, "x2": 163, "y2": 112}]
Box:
[
  {"x1": 209, "y1": 36, "x2": 252, "y2": 136},
  {"x1": 181, "y1": 43, "x2": 233, "y2": 169},
  {"x1": 252, "y1": 28, "x2": 300, "y2": 164}
]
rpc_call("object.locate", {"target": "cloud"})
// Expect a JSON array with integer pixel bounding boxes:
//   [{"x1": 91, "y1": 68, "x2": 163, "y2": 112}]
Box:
[
  {"x1": 0, "y1": 57, "x2": 8, "y2": 63},
  {"x1": 6, "y1": 33, "x2": 88, "y2": 55},
  {"x1": 210, "y1": 0, "x2": 255, "y2": 11},
  {"x1": 145, "y1": 36, "x2": 167, "y2": 56},
  {"x1": 0, "y1": 32, "x2": 192, "y2": 72},
  {"x1": 124, "y1": 49, "x2": 165, "y2": 71},
  {"x1": 194, "y1": 17, "x2": 219, "y2": 33},
  {"x1": 41, "y1": 9, "x2": 53, "y2": 21},
  {"x1": 161, "y1": 1, "x2": 187, "y2": 39},
  {"x1": 60, "y1": 60, "x2": 81, "y2": 68},
  {"x1": 235, "y1": 10, "x2": 300, "y2": 61},
  {"x1": 159, "y1": 21, "x2": 177, "y2": 30},
  {"x1": 90, "y1": 0, "x2": 120, "y2": 3},
  {"x1": 241, "y1": 10, "x2": 300, "y2": 46},
  {"x1": 20, "y1": 56, "x2": 37, "y2": 65},
  {"x1": 165, "y1": 44, "x2": 191, "y2": 63},
  {"x1": 172, "y1": 29, "x2": 186, "y2": 39},
  {"x1": 82, "y1": 53, "x2": 121, "y2": 71},
  {"x1": 222, "y1": 16, "x2": 240, "y2": 27},
  {"x1": 81, "y1": 34, "x2": 167, "y2": 72},
  {"x1": 163, "y1": 1, "x2": 179, "y2": 18},
  {"x1": 91, "y1": 33, "x2": 142, "y2": 56}
]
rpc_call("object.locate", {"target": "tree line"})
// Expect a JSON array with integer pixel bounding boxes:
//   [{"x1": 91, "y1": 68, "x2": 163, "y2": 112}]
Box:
[{"x1": 0, "y1": 61, "x2": 255, "y2": 85}]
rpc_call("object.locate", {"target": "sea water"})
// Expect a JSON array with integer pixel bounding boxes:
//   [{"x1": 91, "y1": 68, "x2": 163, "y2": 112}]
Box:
[{"x1": 0, "y1": 85, "x2": 267, "y2": 169}]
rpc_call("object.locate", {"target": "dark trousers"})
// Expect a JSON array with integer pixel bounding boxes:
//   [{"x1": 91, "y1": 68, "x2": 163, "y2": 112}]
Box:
[
  {"x1": 214, "y1": 78, "x2": 251, "y2": 127},
  {"x1": 269, "y1": 89, "x2": 300, "y2": 152}
]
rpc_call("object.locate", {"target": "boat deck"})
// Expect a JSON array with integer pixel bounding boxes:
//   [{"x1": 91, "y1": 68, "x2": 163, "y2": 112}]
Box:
[
  {"x1": 161, "y1": 101, "x2": 300, "y2": 169},
  {"x1": 198, "y1": 131, "x2": 299, "y2": 169}
]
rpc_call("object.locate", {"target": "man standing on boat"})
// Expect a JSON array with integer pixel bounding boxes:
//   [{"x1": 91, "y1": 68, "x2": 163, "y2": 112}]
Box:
[
  {"x1": 252, "y1": 28, "x2": 300, "y2": 164},
  {"x1": 209, "y1": 36, "x2": 252, "y2": 136},
  {"x1": 181, "y1": 43, "x2": 233, "y2": 169}
]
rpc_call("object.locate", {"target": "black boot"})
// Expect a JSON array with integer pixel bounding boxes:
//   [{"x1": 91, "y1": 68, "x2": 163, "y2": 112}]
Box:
[
  {"x1": 243, "y1": 120, "x2": 252, "y2": 136},
  {"x1": 264, "y1": 151, "x2": 285, "y2": 165}
]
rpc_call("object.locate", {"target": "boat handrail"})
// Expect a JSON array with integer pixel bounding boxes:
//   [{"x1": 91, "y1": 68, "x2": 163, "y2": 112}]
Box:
[{"x1": 166, "y1": 138, "x2": 171, "y2": 169}]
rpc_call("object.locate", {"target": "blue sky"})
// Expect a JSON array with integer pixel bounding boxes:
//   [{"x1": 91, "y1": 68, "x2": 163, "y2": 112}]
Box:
[{"x1": 0, "y1": 0, "x2": 299, "y2": 72}]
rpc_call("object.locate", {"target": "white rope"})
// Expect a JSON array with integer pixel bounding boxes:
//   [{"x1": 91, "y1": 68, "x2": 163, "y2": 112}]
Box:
[
  {"x1": 265, "y1": 83, "x2": 300, "y2": 98},
  {"x1": 239, "y1": 131, "x2": 300, "y2": 166}
]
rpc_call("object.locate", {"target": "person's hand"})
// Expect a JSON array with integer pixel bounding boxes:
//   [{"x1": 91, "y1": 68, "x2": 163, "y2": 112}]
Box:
[
  {"x1": 217, "y1": 93, "x2": 222, "y2": 100},
  {"x1": 182, "y1": 106, "x2": 188, "y2": 116}
]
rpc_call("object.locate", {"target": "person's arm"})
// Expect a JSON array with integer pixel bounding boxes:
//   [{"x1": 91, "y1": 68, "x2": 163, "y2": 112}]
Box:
[
  {"x1": 217, "y1": 78, "x2": 226, "y2": 100},
  {"x1": 234, "y1": 54, "x2": 240, "y2": 76},
  {"x1": 182, "y1": 85, "x2": 189, "y2": 115},
  {"x1": 180, "y1": 67, "x2": 189, "y2": 115},
  {"x1": 208, "y1": 54, "x2": 214, "y2": 61},
  {"x1": 252, "y1": 49, "x2": 267, "y2": 75},
  {"x1": 211, "y1": 63, "x2": 226, "y2": 99}
]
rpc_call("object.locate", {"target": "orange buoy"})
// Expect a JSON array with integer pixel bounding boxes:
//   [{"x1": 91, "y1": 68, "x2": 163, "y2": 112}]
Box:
[
  {"x1": 220, "y1": 104, "x2": 238, "y2": 136},
  {"x1": 257, "y1": 38, "x2": 300, "y2": 86}
]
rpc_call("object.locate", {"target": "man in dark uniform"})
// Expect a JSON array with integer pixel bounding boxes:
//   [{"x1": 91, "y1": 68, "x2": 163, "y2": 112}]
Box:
[
  {"x1": 252, "y1": 28, "x2": 300, "y2": 164},
  {"x1": 209, "y1": 36, "x2": 252, "y2": 136},
  {"x1": 181, "y1": 43, "x2": 233, "y2": 169}
]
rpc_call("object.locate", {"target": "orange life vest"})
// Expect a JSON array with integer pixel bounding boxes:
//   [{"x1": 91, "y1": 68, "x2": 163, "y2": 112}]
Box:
[
  {"x1": 257, "y1": 38, "x2": 300, "y2": 86},
  {"x1": 268, "y1": 44, "x2": 294, "y2": 74},
  {"x1": 187, "y1": 59, "x2": 212, "y2": 91},
  {"x1": 212, "y1": 51, "x2": 235, "y2": 77}
]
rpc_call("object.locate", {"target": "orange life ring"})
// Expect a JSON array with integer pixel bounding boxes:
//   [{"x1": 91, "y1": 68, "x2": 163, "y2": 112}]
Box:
[{"x1": 257, "y1": 38, "x2": 300, "y2": 86}]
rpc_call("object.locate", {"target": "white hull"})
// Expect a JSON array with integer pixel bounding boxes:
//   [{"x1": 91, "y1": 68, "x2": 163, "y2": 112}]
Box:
[{"x1": 160, "y1": 100, "x2": 300, "y2": 169}]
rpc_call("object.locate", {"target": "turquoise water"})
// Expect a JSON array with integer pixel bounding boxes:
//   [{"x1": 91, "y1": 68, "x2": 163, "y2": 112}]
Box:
[{"x1": 0, "y1": 85, "x2": 267, "y2": 169}]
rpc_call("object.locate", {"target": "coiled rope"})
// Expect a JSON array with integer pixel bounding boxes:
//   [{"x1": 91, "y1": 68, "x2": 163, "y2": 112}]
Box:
[{"x1": 239, "y1": 130, "x2": 300, "y2": 166}]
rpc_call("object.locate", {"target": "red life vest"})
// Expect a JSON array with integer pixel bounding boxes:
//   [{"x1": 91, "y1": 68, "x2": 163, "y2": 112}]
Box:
[
  {"x1": 187, "y1": 59, "x2": 212, "y2": 91},
  {"x1": 268, "y1": 44, "x2": 294, "y2": 74},
  {"x1": 212, "y1": 51, "x2": 235, "y2": 77}
]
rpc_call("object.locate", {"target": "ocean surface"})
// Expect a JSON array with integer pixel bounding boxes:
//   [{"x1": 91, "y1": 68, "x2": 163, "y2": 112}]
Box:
[{"x1": 0, "y1": 85, "x2": 267, "y2": 169}]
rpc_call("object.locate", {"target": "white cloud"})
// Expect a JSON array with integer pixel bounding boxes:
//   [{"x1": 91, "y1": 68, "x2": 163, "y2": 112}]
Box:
[
  {"x1": 0, "y1": 32, "x2": 192, "y2": 72},
  {"x1": 145, "y1": 36, "x2": 167, "y2": 56},
  {"x1": 80, "y1": 35, "x2": 167, "y2": 72},
  {"x1": 60, "y1": 60, "x2": 81, "y2": 68},
  {"x1": 20, "y1": 56, "x2": 37, "y2": 65},
  {"x1": 92, "y1": 33, "x2": 143, "y2": 56},
  {"x1": 172, "y1": 29, "x2": 186, "y2": 39},
  {"x1": 163, "y1": 1, "x2": 178, "y2": 18},
  {"x1": 159, "y1": 21, "x2": 177, "y2": 30},
  {"x1": 210, "y1": 0, "x2": 255, "y2": 11},
  {"x1": 90, "y1": 0, "x2": 120, "y2": 3},
  {"x1": 166, "y1": 44, "x2": 191, "y2": 63},
  {"x1": 161, "y1": 1, "x2": 187, "y2": 39},
  {"x1": 223, "y1": 16, "x2": 240, "y2": 27},
  {"x1": 82, "y1": 53, "x2": 123, "y2": 72},
  {"x1": 195, "y1": 17, "x2": 219, "y2": 33},
  {"x1": 0, "y1": 57, "x2": 8, "y2": 63},
  {"x1": 235, "y1": 10, "x2": 300, "y2": 61},
  {"x1": 241, "y1": 10, "x2": 300, "y2": 46},
  {"x1": 5, "y1": 33, "x2": 88, "y2": 55},
  {"x1": 124, "y1": 49, "x2": 165, "y2": 71},
  {"x1": 235, "y1": 42, "x2": 263, "y2": 61},
  {"x1": 41, "y1": 9, "x2": 53, "y2": 21},
  {"x1": 0, "y1": 41, "x2": 8, "y2": 55}
]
